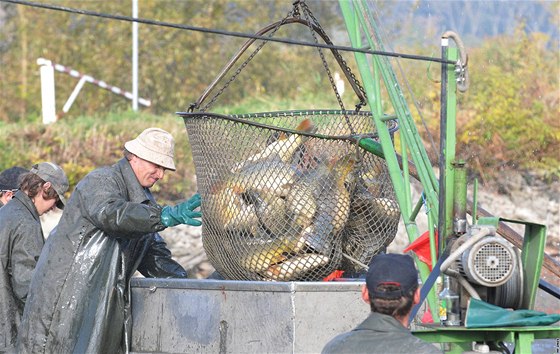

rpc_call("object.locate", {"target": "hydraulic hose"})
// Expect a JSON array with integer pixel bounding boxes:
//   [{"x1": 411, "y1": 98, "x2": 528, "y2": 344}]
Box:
[
  {"x1": 442, "y1": 31, "x2": 469, "y2": 92},
  {"x1": 444, "y1": 268, "x2": 481, "y2": 300},
  {"x1": 440, "y1": 227, "x2": 492, "y2": 273}
]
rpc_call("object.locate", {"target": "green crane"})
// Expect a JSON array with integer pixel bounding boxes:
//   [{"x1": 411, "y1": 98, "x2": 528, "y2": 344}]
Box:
[
  {"x1": 338, "y1": 1, "x2": 559, "y2": 352},
  {"x1": 339, "y1": 0, "x2": 464, "y2": 322}
]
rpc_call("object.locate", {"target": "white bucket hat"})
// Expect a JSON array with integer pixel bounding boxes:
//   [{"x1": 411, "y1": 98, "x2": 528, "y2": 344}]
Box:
[{"x1": 124, "y1": 128, "x2": 176, "y2": 171}]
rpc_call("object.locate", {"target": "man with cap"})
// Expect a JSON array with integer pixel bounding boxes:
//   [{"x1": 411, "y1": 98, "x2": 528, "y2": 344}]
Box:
[
  {"x1": 17, "y1": 127, "x2": 202, "y2": 354},
  {"x1": 0, "y1": 166, "x2": 28, "y2": 207},
  {"x1": 0, "y1": 162, "x2": 68, "y2": 353},
  {"x1": 322, "y1": 253, "x2": 442, "y2": 354}
]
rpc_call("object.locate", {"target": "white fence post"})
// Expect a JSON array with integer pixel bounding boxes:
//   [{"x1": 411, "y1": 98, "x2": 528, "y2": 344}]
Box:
[
  {"x1": 132, "y1": 0, "x2": 139, "y2": 111},
  {"x1": 37, "y1": 58, "x2": 57, "y2": 124}
]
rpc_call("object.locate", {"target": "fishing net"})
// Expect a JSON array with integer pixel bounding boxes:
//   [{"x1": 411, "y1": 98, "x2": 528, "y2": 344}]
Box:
[
  {"x1": 180, "y1": 1, "x2": 401, "y2": 281},
  {"x1": 180, "y1": 110, "x2": 399, "y2": 281}
]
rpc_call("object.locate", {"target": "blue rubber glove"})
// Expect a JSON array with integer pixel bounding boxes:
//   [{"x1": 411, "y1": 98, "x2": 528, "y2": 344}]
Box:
[{"x1": 161, "y1": 193, "x2": 202, "y2": 227}]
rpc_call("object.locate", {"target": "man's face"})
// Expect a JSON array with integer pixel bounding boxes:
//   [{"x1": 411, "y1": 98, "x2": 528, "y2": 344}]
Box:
[
  {"x1": 35, "y1": 195, "x2": 58, "y2": 216},
  {"x1": 32, "y1": 183, "x2": 59, "y2": 216},
  {"x1": 129, "y1": 155, "x2": 166, "y2": 188}
]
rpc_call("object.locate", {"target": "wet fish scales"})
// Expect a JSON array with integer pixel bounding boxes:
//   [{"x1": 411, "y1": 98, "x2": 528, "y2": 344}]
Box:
[
  {"x1": 264, "y1": 253, "x2": 330, "y2": 281},
  {"x1": 232, "y1": 118, "x2": 315, "y2": 172},
  {"x1": 288, "y1": 155, "x2": 356, "y2": 255}
]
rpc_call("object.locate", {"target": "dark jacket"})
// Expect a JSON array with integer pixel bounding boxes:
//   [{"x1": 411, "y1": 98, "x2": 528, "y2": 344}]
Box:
[
  {"x1": 17, "y1": 158, "x2": 187, "y2": 354},
  {"x1": 321, "y1": 312, "x2": 442, "y2": 354},
  {"x1": 0, "y1": 192, "x2": 44, "y2": 352}
]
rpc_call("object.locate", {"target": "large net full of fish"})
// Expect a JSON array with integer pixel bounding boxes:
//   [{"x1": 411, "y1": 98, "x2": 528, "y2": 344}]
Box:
[{"x1": 181, "y1": 110, "x2": 399, "y2": 281}]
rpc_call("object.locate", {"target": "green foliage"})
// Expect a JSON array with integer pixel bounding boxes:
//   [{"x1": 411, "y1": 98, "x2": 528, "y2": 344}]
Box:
[
  {"x1": 0, "y1": 2, "x2": 558, "y2": 184},
  {"x1": 458, "y1": 27, "x2": 559, "y2": 179},
  {"x1": 392, "y1": 25, "x2": 559, "y2": 180},
  {"x1": 0, "y1": 0, "x2": 346, "y2": 121}
]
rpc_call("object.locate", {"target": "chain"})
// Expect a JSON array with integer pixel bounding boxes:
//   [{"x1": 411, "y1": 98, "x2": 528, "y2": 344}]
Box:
[
  {"x1": 201, "y1": 0, "x2": 367, "y2": 121},
  {"x1": 300, "y1": 1, "x2": 356, "y2": 135},
  {"x1": 200, "y1": 4, "x2": 298, "y2": 112},
  {"x1": 301, "y1": 3, "x2": 367, "y2": 110}
]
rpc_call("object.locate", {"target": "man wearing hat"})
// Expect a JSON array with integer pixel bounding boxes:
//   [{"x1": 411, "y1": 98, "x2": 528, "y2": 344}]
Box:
[
  {"x1": 0, "y1": 166, "x2": 28, "y2": 207},
  {"x1": 322, "y1": 253, "x2": 442, "y2": 354},
  {"x1": 0, "y1": 162, "x2": 68, "y2": 352},
  {"x1": 17, "y1": 128, "x2": 202, "y2": 354}
]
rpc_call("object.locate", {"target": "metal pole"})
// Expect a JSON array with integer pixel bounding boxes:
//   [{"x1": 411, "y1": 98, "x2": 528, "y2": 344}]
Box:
[
  {"x1": 61, "y1": 76, "x2": 87, "y2": 117},
  {"x1": 437, "y1": 37, "x2": 448, "y2": 256},
  {"x1": 132, "y1": 0, "x2": 138, "y2": 111},
  {"x1": 452, "y1": 160, "x2": 467, "y2": 235}
]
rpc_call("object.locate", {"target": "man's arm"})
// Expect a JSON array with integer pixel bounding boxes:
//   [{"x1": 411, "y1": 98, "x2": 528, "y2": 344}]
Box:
[
  {"x1": 10, "y1": 224, "x2": 43, "y2": 309},
  {"x1": 79, "y1": 172, "x2": 166, "y2": 238},
  {"x1": 136, "y1": 233, "x2": 187, "y2": 278}
]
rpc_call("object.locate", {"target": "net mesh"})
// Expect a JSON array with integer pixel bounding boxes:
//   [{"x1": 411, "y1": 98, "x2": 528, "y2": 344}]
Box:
[{"x1": 182, "y1": 110, "x2": 399, "y2": 281}]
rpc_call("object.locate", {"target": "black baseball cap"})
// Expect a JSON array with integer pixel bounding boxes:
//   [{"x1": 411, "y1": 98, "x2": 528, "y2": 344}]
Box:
[
  {"x1": 366, "y1": 253, "x2": 418, "y2": 299},
  {"x1": 0, "y1": 166, "x2": 28, "y2": 190}
]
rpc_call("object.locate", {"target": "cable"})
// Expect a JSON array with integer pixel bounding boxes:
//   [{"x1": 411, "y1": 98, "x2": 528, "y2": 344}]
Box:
[{"x1": 0, "y1": 0, "x2": 456, "y2": 66}]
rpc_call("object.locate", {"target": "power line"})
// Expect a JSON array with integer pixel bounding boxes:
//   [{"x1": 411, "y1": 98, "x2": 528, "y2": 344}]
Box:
[{"x1": 0, "y1": 0, "x2": 456, "y2": 65}]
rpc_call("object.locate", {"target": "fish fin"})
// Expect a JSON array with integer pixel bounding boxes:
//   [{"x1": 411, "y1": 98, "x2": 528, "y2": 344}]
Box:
[{"x1": 296, "y1": 118, "x2": 314, "y2": 133}]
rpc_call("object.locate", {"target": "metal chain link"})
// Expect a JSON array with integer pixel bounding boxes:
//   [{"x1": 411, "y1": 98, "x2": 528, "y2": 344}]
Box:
[
  {"x1": 300, "y1": 2, "x2": 367, "y2": 110},
  {"x1": 300, "y1": 1, "x2": 356, "y2": 135},
  {"x1": 202, "y1": 0, "x2": 368, "y2": 122}
]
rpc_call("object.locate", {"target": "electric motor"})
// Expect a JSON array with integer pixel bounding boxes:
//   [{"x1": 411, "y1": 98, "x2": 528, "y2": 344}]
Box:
[{"x1": 457, "y1": 236, "x2": 516, "y2": 287}]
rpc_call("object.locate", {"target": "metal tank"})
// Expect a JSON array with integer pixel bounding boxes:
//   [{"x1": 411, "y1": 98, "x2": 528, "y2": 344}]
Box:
[{"x1": 130, "y1": 278, "x2": 365, "y2": 353}]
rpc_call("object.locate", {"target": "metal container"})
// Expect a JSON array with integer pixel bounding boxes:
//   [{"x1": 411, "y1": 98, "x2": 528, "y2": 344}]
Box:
[{"x1": 130, "y1": 278, "x2": 365, "y2": 353}]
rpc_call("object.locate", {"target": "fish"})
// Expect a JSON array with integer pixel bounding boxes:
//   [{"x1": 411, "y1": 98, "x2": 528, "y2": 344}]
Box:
[
  {"x1": 206, "y1": 182, "x2": 259, "y2": 233},
  {"x1": 369, "y1": 197, "x2": 400, "y2": 222},
  {"x1": 207, "y1": 160, "x2": 300, "y2": 232},
  {"x1": 240, "y1": 231, "x2": 307, "y2": 273},
  {"x1": 232, "y1": 118, "x2": 315, "y2": 172},
  {"x1": 284, "y1": 178, "x2": 318, "y2": 231},
  {"x1": 235, "y1": 159, "x2": 300, "y2": 198},
  {"x1": 286, "y1": 154, "x2": 356, "y2": 255},
  {"x1": 340, "y1": 188, "x2": 400, "y2": 272},
  {"x1": 264, "y1": 253, "x2": 330, "y2": 281},
  {"x1": 250, "y1": 191, "x2": 293, "y2": 238}
]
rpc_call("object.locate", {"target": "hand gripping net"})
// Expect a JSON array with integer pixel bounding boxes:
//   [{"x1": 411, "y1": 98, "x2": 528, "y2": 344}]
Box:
[{"x1": 180, "y1": 110, "x2": 399, "y2": 281}]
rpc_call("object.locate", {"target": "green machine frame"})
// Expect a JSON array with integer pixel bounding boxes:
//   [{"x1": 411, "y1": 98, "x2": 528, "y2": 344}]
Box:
[
  {"x1": 338, "y1": 0, "x2": 558, "y2": 352},
  {"x1": 339, "y1": 0, "x2": 450, "y2": 322}
]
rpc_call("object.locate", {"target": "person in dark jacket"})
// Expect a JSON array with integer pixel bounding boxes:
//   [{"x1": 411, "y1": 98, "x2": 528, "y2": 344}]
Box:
[
  {"x1": 322, "y1": 253, "x2": 442, "y2": 354},
  {"x1": 16, "y1": 128, "x2": 202, "y2": 354},
  {"x1": 0, "y1": 162, "x2": 68, "y2": 353},
  {"x1": 0, "y1": 166, "x2": 28, "y2": 207}
]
